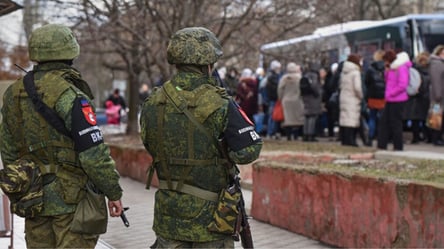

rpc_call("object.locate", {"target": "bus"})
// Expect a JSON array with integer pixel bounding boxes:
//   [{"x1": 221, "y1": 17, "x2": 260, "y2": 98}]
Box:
[{"x1": 260, "y1": 14, "x2": 444, "y2": 70}]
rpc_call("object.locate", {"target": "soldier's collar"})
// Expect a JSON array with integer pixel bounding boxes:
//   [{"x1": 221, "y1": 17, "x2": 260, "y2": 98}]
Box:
[
  {"x1": 33, "y1": 62, "x2": 76, "y2": 72},
  {"x1": 171, "y1": 72, "x2": 215, "y2": 91}
]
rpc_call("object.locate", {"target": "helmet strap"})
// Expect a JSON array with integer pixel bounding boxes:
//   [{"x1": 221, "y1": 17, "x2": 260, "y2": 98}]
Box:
[{"x1": 38, "y1": 60, "x2": 73, "y2": 66}]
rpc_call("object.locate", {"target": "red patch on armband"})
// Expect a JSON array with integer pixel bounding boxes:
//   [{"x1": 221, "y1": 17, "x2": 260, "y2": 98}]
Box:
[
  {"x1": 238, "y1": 107, "x2": 254, "y2": 126},
  {"x1": 81, "y1": 104, "x2": 97, "y2": 125}
]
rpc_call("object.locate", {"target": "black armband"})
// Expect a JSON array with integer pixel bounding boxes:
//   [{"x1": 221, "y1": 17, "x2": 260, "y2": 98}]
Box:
[
  {"x1": 224, "y1": 99, "x2": 262, "y2": 151},
  {"x1": 71, "y1": 97, "x2": 104, "y2": 152}
]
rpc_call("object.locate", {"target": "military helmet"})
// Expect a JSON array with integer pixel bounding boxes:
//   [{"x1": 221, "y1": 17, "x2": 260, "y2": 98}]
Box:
[
  {"x1": 28, "y1": 24, "x2": 80, "y2": 62},
  {"x1": 167, "y1": 27, "x2": 223, "y2": 65}
]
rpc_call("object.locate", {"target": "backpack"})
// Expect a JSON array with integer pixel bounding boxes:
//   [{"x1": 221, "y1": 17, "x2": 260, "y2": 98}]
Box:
[
  {"x1": 265, "y1": 73, "x2": 279, "y2": 101},
  {"x1": 0, "y1": 159, "x2": 43, "y2": 218},
  {"x1": 407, "y1": 67, "x2": 421, "y2": 96}
]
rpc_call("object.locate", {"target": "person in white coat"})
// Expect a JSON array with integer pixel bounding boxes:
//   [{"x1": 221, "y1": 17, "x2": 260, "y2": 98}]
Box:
[{"x1": 339, "y1": 54, "x2": 364, "y2": 146}]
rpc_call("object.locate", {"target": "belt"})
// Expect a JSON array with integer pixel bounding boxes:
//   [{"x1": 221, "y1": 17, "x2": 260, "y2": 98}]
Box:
[{"x1": 158, "y1": 180, "x2": 218, "y2": 202}]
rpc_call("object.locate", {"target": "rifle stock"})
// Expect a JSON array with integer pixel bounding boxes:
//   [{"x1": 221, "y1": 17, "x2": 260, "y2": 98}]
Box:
[
  {"x1": 234, "y1": 175, "x2": 254, "y2": 248},
  {"x1": 218, "y1": 133, "x2": 254, "y2": 248}
]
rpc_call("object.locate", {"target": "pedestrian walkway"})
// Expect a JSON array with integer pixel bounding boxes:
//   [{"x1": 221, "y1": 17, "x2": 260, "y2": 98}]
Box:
[
  {"x1": 101, "y1": 177, "x2": 330, "y2": 249},
  {"x1": 0, "y1": 177, "x2": 329, "y2": 249}
]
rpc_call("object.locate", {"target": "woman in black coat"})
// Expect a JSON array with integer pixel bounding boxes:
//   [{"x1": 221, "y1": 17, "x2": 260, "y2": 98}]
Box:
[
  {"x1": 403, "y1": 52, "x2": 431, "y2": 144},
  {"x1": 364, "y1": 50, "x2": 386, "y2": 146}
]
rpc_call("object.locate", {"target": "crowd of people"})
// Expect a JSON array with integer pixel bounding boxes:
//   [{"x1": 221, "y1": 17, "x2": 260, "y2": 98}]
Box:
[{"x1": 218, "y1": 44, "x2": 444, "y2": 151}]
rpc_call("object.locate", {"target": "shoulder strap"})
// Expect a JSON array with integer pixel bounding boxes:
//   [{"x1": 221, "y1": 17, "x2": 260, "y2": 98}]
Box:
[{"x1": 23, "y1": 72, "x2": 71, "y2": 138}]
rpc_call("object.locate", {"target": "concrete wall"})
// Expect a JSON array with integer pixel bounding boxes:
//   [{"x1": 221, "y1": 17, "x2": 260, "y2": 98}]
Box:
[
  {"x1": 109, "y1": 143, "x2": 253, "y2": 190},
  {"x1": 108, "y1": 144, "x2": 444, "y2": 247},
  {"x1": 251, "y1": 162, "x2": 444, "y2": 248},
  {"x1": 109, "y1": 144, "x2": 158, "y2": 187}
]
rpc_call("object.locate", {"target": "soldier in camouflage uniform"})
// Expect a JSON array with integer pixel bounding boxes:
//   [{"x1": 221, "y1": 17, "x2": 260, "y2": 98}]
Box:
[
  {"x1": 0, "y1": 24, "x2": 123, "y2": 248},
  {"x1": 140, "y1": 27, "x2": 263, "y2": 248}
]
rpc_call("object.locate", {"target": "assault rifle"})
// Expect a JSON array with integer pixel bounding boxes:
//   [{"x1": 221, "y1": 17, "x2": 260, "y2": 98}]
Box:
[
  {"x1": 212, "y1": 70, "x2": 254, "y2": 248},
  {"x1": 229, "y1": 174, "x2": 254, "y2": 249},
  {"x1": 212, "y1": 69, "x2": 234, "y2": 96},
  {"x1": 219, "y1": 139, "x2": 254, "y2": 249},
  {"x1": 120, "y1": 207, "x2": 130, "y2": 227}
]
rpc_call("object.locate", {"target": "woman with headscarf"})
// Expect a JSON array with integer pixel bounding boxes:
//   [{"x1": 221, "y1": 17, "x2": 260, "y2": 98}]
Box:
[
  {"x1": 428, "y1": 45, "x2": 444, "y2": 146},
  {"x1": 301, "y1": 62, "x2": 323, "y2": 142},
  {"x1": 278, "y1": 62, "x2": 304, "y2": 140},
  {"x1": 403, "y1": 52, "x2": 431, "y2": 144},
  {"x1": 236, "y1": 68, "x2": 258, "y2": 122}
]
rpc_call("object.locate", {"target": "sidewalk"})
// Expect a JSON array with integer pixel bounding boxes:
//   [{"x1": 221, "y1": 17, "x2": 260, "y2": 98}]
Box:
[
  {"x1": 1, "y1": 177, "x2": 328, "y2": 249},
  {"x1": 100, "y1": 177, "x2": 330, "y2": 249}
]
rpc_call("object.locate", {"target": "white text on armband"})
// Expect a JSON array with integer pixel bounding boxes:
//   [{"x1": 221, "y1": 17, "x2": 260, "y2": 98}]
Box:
[
  {"x1": 78, "y1": 125, "x2": 100, "y2": 136},
  {"x1": 238, "y1": 126, "x2": 254, "y2": 134},
  {"x1": 91, "y1": 131, "x2": 103, "y2": 142}
]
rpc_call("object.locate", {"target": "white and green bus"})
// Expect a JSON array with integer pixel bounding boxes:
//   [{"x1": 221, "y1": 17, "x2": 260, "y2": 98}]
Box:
[{"x1": 260, "y1": 14, "x2": 444, "y2": 70}]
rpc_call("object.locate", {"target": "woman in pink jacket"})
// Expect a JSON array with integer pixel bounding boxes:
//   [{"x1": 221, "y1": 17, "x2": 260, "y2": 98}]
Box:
[{"x1": 377, "y1": 50, "x2": 412, "y2": 151}]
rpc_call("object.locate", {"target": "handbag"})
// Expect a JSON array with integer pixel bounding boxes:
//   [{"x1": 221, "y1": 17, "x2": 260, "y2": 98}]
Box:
[
  {"x1": 272, "y1": 100, "x2": 284, "y2": 122},
  {"x1": 426, "y1": 103, "x2": 443, "y2": 130},
  {"x1": 70, "y1": 183, "x2": 108, "y2": 235},
  {"x1": 328, "y1": 90, "x2": 339, "y2": 109}
]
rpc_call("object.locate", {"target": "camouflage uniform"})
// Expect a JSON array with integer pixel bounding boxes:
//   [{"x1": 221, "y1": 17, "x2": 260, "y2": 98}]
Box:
[
  {"x1": 0, "y1": 24, "x2": 122, "y2": 248},
  {"x1": 140, "y1": 27, "x2": 262, "y2": 248}
]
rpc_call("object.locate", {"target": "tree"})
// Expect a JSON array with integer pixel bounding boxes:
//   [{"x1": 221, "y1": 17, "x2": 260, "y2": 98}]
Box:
[
  {"x1": 0, "y1": 43, "x2": 30, "y2": 80},
  {"x1": 22, "y1": 0, "x2": 440, "y2": 135},
  {"x1": 60, "y1": 0, "x2": 325, "y2": 135}
]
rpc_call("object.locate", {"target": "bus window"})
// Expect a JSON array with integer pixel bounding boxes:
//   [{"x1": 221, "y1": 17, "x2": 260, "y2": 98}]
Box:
[
  {"x1": 383, "y1": 40, "x2": 395, "y2": 51},
  {"x1": 354, "y1": 41, "x2": 379, "y2": 71},
  {"x1": 417, "y1": 19, "x2": 444, "y2": 53}
]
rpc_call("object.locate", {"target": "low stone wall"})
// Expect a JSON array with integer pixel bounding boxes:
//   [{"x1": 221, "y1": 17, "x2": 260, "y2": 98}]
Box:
[
  {"x1": 108, "y1": 143, "x2": 252, "y2": 189},
  {"x1": 109, "y1": 144, "x2": 444, "y2": 247},
  {"x1": 251, "y1": 159, "x2": 444, "y2": 248},
  {"x1": 109, "y1": 144, "x2": 158, "y2": 187}
]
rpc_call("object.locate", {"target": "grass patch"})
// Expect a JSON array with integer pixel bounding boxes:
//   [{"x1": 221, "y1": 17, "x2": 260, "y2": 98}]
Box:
[
  {"x1": 257, "y1": 154, "x2": 444, "y2": 185},
  {"x1": 262, "y1": 139, "x2": 376, "y2": 154}
]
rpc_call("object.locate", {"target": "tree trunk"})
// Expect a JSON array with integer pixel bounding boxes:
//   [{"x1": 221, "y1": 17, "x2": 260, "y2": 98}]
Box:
[{"x1": 126, "y1": 71, "x2": 141, "y2": 135}]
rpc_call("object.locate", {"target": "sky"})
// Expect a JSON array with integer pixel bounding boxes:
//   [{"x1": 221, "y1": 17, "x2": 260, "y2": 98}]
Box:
[
  {"x1": 0, "y1": 0, "x2": 81, "y2": 48},
  {"x1": 0, "y1": 9, "x2": 24, "y2": 47}
]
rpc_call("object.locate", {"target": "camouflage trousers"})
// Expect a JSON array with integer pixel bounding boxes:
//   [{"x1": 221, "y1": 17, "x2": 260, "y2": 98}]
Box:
[
  {"x1": 151, "y1": 236, "x2": 234, "y2": 249},
  {"x1": 25, "y1": 213, "x2": 99, "y2": 248}
]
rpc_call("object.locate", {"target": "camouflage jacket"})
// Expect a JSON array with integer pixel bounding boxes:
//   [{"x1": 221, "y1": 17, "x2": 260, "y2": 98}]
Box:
[
  {"x1": 140, "y1": 69, "x2": 262, "y2": 242},
  {"x1": 0, "y1": 62, "x2": 122, "y2": 216}
]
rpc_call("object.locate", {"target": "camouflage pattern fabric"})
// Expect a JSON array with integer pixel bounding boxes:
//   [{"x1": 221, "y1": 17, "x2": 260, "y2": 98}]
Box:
[
  {"x1": 0, "y1": 159, "x2": 43, "y2": 218},
  {"x1": 151, "y1": 236, "x2": 234, "y2": 249},
  {"x1": 28, "y1": 24, "x2": 80, "y2": 62},
  {"x1": 228, "y1": 143, "x2": 263, "y2": 164},
  {"x1": 167, "y1": 27, "x2": 223, "y2": 65},
  {"x1": 140, "y1": 68, "x2": 262, "y2": 243},
  {"x1": 25, "y1": 213, "x2": 98, "y2": 248},
  {"x1": 207, "y1": 188, "x2": 241, "y2": 234},
  {"x1": 1, "y1": 62, "x2": 122, "y2": 216}
]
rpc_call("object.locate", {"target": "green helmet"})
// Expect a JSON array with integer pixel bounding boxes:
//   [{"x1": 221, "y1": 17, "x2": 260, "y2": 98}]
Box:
[
  {"x1": 28, "y1": 24, "x2": 80, "y2": 62},
  {"x1": 167, "y1": 27, "x2": 223, "y2": 65}
]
